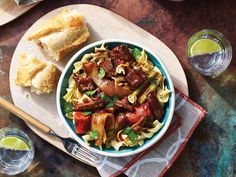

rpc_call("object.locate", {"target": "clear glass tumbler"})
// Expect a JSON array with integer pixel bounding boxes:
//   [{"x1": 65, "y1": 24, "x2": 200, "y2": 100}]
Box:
[
  {"x1": 0, "y1": 127, "x2": 35, "y2": 175},
  {"x1": 187, "y1": 29, "x2": 232, "y2": 76}
]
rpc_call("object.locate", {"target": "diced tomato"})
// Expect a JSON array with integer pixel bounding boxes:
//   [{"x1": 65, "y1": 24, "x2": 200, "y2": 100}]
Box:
[
  {"x1": 74, "y1": 112, "x2": 91, "y2": 134},
  {"x1": 125, "y1": 102, "x2": 153, "y2": 125}
]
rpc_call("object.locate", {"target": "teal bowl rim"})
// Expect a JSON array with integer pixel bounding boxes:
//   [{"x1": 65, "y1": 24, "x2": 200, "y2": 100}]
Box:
[{"x1": 56, "y1": 39, "x2": 175, "y2": 157}]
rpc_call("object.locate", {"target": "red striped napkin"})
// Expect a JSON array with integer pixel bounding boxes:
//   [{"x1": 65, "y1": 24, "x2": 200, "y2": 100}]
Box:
[{"x1": 96, "y1": 89, "x2": 206, "y2": 177}]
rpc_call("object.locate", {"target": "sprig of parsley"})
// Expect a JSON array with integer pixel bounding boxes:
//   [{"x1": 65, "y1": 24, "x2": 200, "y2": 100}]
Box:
[
  {"x1": 100, "y1": 93, "x2": 119, "y2": 108},
  {"x1": 112, "y1": 95, "x2": 119, "y2": 102},
  {"x1": 123, "y1": 127, "x2": 138, "y2": 143},
  {"x1": 89, "y1": 130, "x2": 100, "y2": 140},
  {"x1": 85, "y1": 89, "x2": 97, "y2": 96},
  {"x1": 64, "y1": 102, "x2": 73, "y2": 113}
]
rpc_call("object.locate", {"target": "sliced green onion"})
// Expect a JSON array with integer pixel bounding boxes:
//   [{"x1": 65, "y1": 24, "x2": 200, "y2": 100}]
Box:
[
  {"x1": 132, "y1": 48, "x2": 142, "y2": 60},
  {"x1": 123, "y1": 127, "x2": 138, "y2": 143}
]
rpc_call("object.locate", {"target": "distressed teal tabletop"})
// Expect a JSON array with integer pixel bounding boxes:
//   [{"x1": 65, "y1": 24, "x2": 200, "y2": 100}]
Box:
[{"x1": 0, "y1": 0, "x2": 235, "y2": 177}]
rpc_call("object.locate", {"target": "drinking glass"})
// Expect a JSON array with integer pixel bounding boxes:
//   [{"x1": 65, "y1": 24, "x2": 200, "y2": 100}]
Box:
[
  {"x1": 0, "y1": 127, "x2": 34, "y2": 175},
  {"x1": 187, "y1": 29, "x2": 232, "y2": 77}
]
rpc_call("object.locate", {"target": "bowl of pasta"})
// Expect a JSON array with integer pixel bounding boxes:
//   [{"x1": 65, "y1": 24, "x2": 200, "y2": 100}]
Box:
[{"x1": 57, "y1": 39, "x2": 175, "y2": 157}]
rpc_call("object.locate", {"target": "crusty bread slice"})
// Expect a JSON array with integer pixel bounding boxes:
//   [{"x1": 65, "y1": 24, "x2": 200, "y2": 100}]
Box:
[
  {"x1": 16, "y1": 53, "x2": 46, "y2": 87},
  {"x1": 28, "y1": 9, "x2": 90, "y2": 61},
  {"x1": 31, "y1": 62, "x2": 60, "y2": 94},
  {"x1": 16, "y1": 53, "x2": 60, "y2": 94}
]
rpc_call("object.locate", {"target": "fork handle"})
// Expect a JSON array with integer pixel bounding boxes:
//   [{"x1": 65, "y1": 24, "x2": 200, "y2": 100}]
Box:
[{"x1": 0, "y1": 97, "x2": 51, "y2": 134}]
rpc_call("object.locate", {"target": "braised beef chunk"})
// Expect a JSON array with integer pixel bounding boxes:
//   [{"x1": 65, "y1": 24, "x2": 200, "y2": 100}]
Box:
[
  {"x1": 93, "y1": 96, "x2": 107, "y2": 110},
  {"x1": 110, "y1": 45, "x2": 135, "y2": 66},
  {"x1": 74, "y1": 102, "x2": 94, "y2": 111},
  {"x1": 105, "y1": 114, "x2": 115, "y2": 131},
  {"x1": 132, "y1": 116, "x2": 145, "y2": 132},
  {"x1": 83, "y1": 61, "x2": 96, "y2": 74},
  {"x1": 74, "y1": 97, "x2": 106, "y2": 112},
  {"x1": 115, "y1": 97, "x2": 134, "y2": 112},
  {"x1": 99, "y1": 58, "x2": 115, "y2": 77},
  {"x1": 105, "y1": 107, "x2": 115, "y2": 113},
  {"x1": 147, "y1": 92, "x2": 164, "y2": 121},
  {"x1": 115, "y1": 113, "x2": 128, "y2": 130},
  {"x1": 73, "y1": 73, "x2": 96, "y2": 92},
  {"x1": 125, "y1": 69, "x2": 147, "y2": 90},
  {"x1": 125, "y1": 102, "x2": 153, "y2": 132}
]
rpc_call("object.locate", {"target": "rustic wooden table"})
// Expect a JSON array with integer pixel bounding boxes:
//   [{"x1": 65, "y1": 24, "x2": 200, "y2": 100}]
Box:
[{"x1": 0, "y1": 0, "x2": 235, "y2": 177}]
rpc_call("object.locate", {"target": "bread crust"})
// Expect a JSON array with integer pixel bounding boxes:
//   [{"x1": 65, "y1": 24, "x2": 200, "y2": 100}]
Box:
[
  {"x1": 28, "y1": 9, "x2": 85, "y2": 40},
  {"x1": 31, "y1": 63, "x2": 60, "y2": 94},
  {"x1": 58, "y1": 26, "x2": 90, "y2": 60},
  {"x1": 16, "y1": 53, "x2": 46, "y2": 87},
  {"x1": 28, "y1": 9, "x2": 90, "y2": 61},
  {"x1": 16, "y1": 54, "x2": 60, "y2": 94}
]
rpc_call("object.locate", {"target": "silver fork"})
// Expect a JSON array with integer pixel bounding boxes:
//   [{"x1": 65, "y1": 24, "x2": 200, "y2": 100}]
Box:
[{"x1": 0, "y1": 97, "x2": 99, "y2": 167}]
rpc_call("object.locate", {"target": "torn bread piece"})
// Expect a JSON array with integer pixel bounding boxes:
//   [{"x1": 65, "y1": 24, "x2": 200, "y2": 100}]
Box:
[
  {"x1": 31, "y1": 62, "x2": 60, "y2": 94},
  {"x1": 16, "y1": 53, "x2": 60, "y2": 94},
  {"x1": 16, "y1": 53, "x2": 46, "y2": 87},
  {"x1": 28, "y1": 8, "x2": 90, "y2": 61}
]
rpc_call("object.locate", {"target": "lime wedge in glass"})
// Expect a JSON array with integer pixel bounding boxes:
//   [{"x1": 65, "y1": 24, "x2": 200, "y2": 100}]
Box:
[
  {"x1": 0, "y1": 136, "x2": 30, "y2": 150},
  {"x1": 189, "y1": 38, "x2": 222, "y2": 57}
]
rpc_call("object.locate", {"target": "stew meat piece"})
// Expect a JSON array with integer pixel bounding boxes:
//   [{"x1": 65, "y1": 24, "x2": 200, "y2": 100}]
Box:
[
  {"x1": 115, "y1": 113, "x2": 128, "y2": 130},
  {"x1": 110, "y1": 45, "x2": 135, "y2": 66},
  {"x1": 114, "y1": 97, "x2": 134, "y2": 111},
  {"x1": 74, "y1": 97, "x2": 106, "y2": 111},
  {"x1": 125, "y1": 102, "x2": 153, "y2": 132},
  {"x1": 147, "y1": 92, "x2": 164, "y2": 121},
  {"x1": 125, "y1": 69, "x2": 147, "y2": 90},
  {"x1": 125, "y1": 102, "x2": 153, "y2": 125},
  {"x1": 99, "y1": 58, "x2": 115, "y2": 77},
  {"x1": 73, "y1": 73, "x2": 96, "y2": 92}
]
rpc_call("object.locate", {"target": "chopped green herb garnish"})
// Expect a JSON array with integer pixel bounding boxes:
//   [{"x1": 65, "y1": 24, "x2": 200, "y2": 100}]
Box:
[
  {"x1": 98, "y1": 68, "x2": 106, "y2": 79},
  {"x1": 106, "y1": 102, "x2": 114, "y2": 108},
  {"x1": 85, "y1": 89, "x2": 97, "y2": 96},
  {"x1": 101, "y1": 93, "x2": 120, "y2": 108},
  {"x1": 90, "y1": 130, "x2": 100, "y2": 140},
  {"x1": 112, "y1": 95, "x2": 119, "y2": 102},
  {"x1": 132, "y1": 48, "x2": 142, "y2": 60},
  {"x1": 101, "y1": 93, "x2": 113, "y2": 103},
  {"x1": 123, "y1": 127, "x2": 138, "y2": 143},
  {"x1": 82, "y1": 111, "x2": 92, "y2": 116},
  {"x1": 64, "y1": 102, "x2": 73, "y2": 113},
  {"x1": 123, "y1": 127, "x2": 132, "y2": 134}
]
